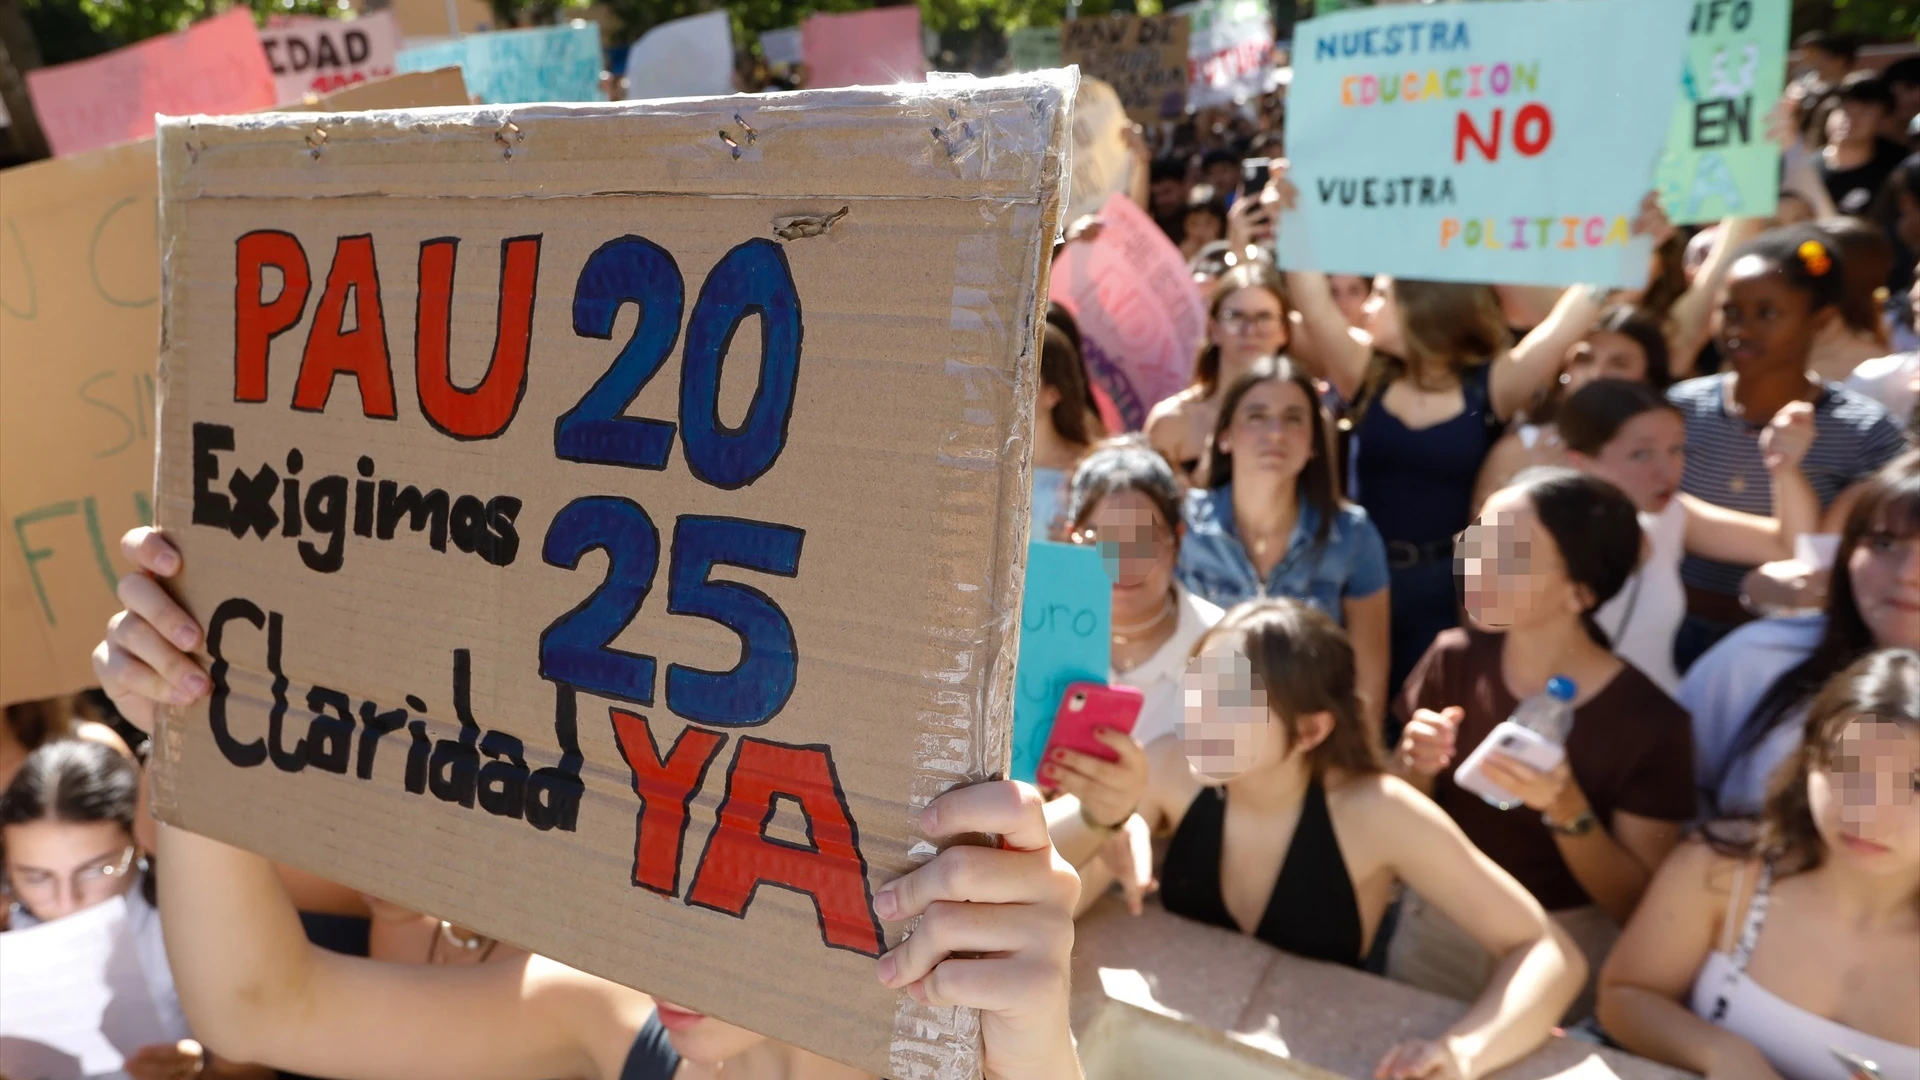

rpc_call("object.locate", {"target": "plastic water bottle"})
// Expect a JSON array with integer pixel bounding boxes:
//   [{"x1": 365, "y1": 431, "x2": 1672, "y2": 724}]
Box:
[
  {"x1": 1513, "y1": 676, "x2": 1578, "y2": 743},
  {"x1": 1453, "y1": 676, "x2": 1578, "y2": 811}
]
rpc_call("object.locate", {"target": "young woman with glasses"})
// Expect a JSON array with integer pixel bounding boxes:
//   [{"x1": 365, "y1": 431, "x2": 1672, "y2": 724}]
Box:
[
  {"x1": 2, "y1": 738, "x2": 272, "y2": 1080},
  {"x1": 1146, "y1": 262, "x2": 1291, "y2": 489}
]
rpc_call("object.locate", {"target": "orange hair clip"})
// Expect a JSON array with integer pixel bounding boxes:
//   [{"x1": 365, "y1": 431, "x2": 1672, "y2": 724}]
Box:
[{"x1": 1797, "y1": 239, "x2": 1832, "y2": 277}]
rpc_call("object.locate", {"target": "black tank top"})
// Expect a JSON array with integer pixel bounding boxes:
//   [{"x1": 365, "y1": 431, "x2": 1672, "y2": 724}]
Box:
[
  {"x1": 620, "y1": 1013, "x2": 681, "y2": 1080},
  {"x1": 1158, "y1": 781, "x2": 1364, "y2": 967}
]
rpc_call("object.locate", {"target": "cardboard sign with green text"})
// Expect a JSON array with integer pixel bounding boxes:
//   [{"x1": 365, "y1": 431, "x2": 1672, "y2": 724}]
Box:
[
  {"x1": 0, "y1": 69, "x2": 469, "y2": 708},
  {"x1": 149, "y1": 73, "x2": 1071, "y2": 1074}
]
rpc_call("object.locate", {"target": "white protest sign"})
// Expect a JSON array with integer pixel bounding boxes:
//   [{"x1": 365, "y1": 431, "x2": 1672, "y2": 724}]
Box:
[
  {"x1": 259, "y1": 12, "x2": 401, "y2": 105},
  {"x1": 624, "y1": 11, "x2": 734, "y2": 100}
]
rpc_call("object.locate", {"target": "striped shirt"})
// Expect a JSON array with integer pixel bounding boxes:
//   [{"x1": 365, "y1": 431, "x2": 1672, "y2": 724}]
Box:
[{"x1": 1670, "y1": 374, "x2": 1908, "y2": 596}]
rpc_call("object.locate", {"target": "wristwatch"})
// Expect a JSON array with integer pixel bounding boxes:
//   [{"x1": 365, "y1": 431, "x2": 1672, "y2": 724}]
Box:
[{"x1": 1543, "y1": 809, "x2": 1598, "y2": 837}]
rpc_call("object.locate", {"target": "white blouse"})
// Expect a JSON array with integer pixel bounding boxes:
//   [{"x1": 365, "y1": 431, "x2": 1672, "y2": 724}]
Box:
[{"x1": 1114, "y1": 586, "x2": 1224, "y2": 749}]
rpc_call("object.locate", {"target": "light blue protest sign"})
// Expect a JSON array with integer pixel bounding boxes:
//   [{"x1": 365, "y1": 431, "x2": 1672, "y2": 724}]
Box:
[
  {"x1": 1279, "y1": 0, "x2": 1689, "y2": 287},
  {"x1": 398, "y1": 23, "x2": 602, "y2": 104},
  {"x1": 1654, "y1": 0, "x2": 1788, "y2": 225},
  {"x1": 1010, "y1": 541, "x2": 1111, "y2": 785}
]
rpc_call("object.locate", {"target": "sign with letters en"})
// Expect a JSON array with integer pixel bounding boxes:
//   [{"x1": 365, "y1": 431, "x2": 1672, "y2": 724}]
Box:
[
  {"x1": 1653, "y1": 0, "x2": 1787, "y2": 225},
  {"x1": 25, "y1": 8, "x2": 277, "y2": 157},
  {"x1": 0, "y1": 71, "x2": 470, "y2": 708},
  {"x1": 1279, "y1": 0, "x2": 1688, "y2": 287},
  {"x1": 1060, "y1": 16, "x2": 1190, "y2": 125},
  {"x1": 259, "y1": 12, "x2": 402, "y2": 105},
  {"x1": 397, "y1": 23, "x2": 602, "y2": 104},
  {"x1": 1010, "y1": 542, "x2": 1112, "y2": 785},
  {"x1": 1048, "y1": 193, "x2": 1207, "y2": 431},
  {"x1": 148, "y1": 73, "x2": 1072, "y2": 1072}
]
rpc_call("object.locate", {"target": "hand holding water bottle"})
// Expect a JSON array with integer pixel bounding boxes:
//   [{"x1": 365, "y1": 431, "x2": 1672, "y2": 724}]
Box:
[{"x1": 1454, "y1": 676, "x2": 1578, "y2": 812}]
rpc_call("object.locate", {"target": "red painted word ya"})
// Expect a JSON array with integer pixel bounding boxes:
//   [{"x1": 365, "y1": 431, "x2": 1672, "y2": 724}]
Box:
[{"x1": 608, "y1": 708, "x2": 884, "y2": 957}]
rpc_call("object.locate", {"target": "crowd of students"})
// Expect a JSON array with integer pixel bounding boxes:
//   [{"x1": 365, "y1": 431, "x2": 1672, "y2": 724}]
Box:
[{"x1": 5, "y1": 35, "x2": 1919, "y2": 1080}]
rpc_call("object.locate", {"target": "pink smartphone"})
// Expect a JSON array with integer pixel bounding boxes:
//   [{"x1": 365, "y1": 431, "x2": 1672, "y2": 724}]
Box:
[{"x1": 1041, "y1": 682, "x2": 1143, "y2": 785}]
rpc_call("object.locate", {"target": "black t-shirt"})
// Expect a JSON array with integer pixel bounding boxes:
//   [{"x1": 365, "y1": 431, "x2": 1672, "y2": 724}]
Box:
[{"x1": 1821, "y1": 138, "x2": 1907, "y2": 216}]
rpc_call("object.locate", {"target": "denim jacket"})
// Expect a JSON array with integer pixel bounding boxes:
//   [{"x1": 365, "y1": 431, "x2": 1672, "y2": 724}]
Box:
[{"x1": 1176, "y1": 485, "x2": 1390, "y2": 622}]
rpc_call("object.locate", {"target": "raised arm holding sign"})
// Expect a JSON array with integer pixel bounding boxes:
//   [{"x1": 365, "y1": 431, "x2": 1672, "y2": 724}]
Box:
[{"x1": 106, "y1": 73, "x2": 1081, "y2": 1078}]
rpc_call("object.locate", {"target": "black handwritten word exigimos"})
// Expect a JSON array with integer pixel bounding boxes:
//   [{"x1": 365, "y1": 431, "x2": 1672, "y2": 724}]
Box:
[
  {"x1": 192, "y1": 422, "x2": 521, "y2": 573},
  {"x1": 205, "y1": 597, "x2": 582, "y2": 831}
]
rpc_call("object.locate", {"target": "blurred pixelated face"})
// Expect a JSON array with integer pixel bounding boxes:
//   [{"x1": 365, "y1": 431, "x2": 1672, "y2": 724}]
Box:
[
  {"x1": 1210, "y1": 286, "x2": 1288, "y2": 367},
  {"x1": 1184, "y1": 208, "x2": 1225, "y2": 248},
  {"x1": 1827, "y1": 98, "x2": 1886, "y2": 147},
  {"x1": 1181, "y1": 638, "x2": 1274, "y2": 781},
  {"x1": 1074, "y1": 490, "x2": 1177, "y2": 622},
  {"x1": 1584, "y1": 409, "x2": 1686, "y2": 514},
  {"x1": 1564, "y1": 330, "x2": 1651, "y2": 392},
  {"x1": 1217, "y1": 379, "x2": 1315, "y2": 482},
  {"x1": 1809, "y1": 717, "x2": 1920, "y2": 871},
  {"x1": 1456, "y1": 487, "x2": 1579, "y2": 631},
  {"x1": 1848, "y1": 514, "x2": 1920, "y2": 650}
]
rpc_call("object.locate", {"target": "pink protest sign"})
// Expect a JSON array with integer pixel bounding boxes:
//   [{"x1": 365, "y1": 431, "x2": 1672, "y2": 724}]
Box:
[
  {"x1": 801, "y1": 8, "x2": 926, "y2": 88},
  {"x1": 27, "y1": 8, "x2": 277, "y2": 157},
  {"x1": 258, "y1": 12, "x2": 400, "y2": 105},
  {"x1": 1049, "y1": 194, "x2": 1207, "y2": 430}
]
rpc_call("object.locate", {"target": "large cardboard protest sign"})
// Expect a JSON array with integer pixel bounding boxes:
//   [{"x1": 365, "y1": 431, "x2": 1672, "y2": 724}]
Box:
[
  {"x1": 1049, "y1": 194, "x2": 1206, "y2": 429},
  {"x1": 1060, "y1": 16, "x2": 1190, "y2": 125},
  {"x1": 259, "y1": 12, "x2": 402, "y2": 105},
  {"x1": 397, "y1": 24, "x2": 603, "y2": 104},
  {"x1": 25, "y1": 9, "x2": 277, "y2": 157},
  {"x1": 0, "y1": 71, "x2": 470, "y2": 709},
  {"x1": 1654, "y1": 0, "x2": 1788, "y2": 225},
  {"x1": 148, "y1": 73, "x2": 1072, "y2": 1072},
  {"x1": 1179, "y1": 0, "x2": 1274, "y2": 109},
  {"x1": 1279, "y1": 0, "x2": 1688, "y2": 287}
]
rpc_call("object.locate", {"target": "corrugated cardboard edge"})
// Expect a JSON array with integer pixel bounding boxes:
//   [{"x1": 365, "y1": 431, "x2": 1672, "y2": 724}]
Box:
[
  {"x1": 886, "y1": 68, "x2": 1078, "y2": 1080},
  {"x1": 147, "y1": 69, "x2": 1082, "y2": 1076}
]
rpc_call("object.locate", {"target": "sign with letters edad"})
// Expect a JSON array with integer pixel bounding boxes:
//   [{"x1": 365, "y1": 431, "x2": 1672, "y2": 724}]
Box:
[
  {"x1": 148, "y1": 73, "x2": 1071, "y2": 1072},
  {"x1": 0, "y1": 71, "x2": 470, "y2": 709},
  {"x1": 25, "y1": 8, "x2": 277, "y2": 157},
  {"x1": 396, "y1": 23, "x2": 602, "y2": 104},
  {"x1": 259, "y1": 12, "x2": 401, "y2": 105},
  {"x1": 1654, "y1": 0, "x2": 1787, "y2": 225},
  {"x1": 1278, "y1": 0, "x2": 1688, "y2": 287},
  {"x1": 1060, "y1": 15, "x2": 1190, "y2": 125}
]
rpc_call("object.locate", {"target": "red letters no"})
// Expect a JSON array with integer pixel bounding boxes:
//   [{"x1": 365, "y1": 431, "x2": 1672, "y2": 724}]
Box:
[
  {"x1": 414, "y1": 235, "x2": 542, "y2": 440},
  {"x1": 234, "y1": 231, "x2": 312, "y2": 403},
  {"x1": 293, "y1": 234, "x2": 397, "y2": 418},
  {"x1": 1454, "y1": 108, "x2": 1503, "y2": 163},
  {"x1": 609, "y1": 709, "x2": 725, "y2": 896},
  {"x1": 1514, "y1": 103, "x2": 1554, "y2": 157},
  {"x1": 686, "y1": 737, "x2": 884, "y2": 957}
]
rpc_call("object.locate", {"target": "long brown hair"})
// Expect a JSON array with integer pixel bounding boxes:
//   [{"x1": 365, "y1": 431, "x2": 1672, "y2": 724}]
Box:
[
  {"x1": 1354, "y1": 278, "x2": 1509, "y2": 414},
  {"x1": 1203, "y1": 357, "x2": 1339, "y2": 557},
  {"x1": 1716, "y1": 649, "x2": 1920, "y2": 885},
  {"x1": 1192, "y1": 262, "x2": 1288, "y2": 396},
  {"x1": 1194, "y1": 599, "x2": 1383, "y2": 778},
  {"x1": 1041, "y1": 323, "x2": 1104, "y2": 449},
  {"x1": 1714, "y1": 451, "x2": 1920, "y2": 814}
]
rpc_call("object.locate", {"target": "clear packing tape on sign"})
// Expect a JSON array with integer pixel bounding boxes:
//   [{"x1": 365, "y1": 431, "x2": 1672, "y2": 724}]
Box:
[{"x1": 149, "y1": 69, "x2": 1076, "y2": 1078}]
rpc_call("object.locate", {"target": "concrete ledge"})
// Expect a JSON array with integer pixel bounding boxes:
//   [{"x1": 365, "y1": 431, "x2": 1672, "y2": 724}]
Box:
[{"x1": 1069, "y1": 895, "x2": 1694, "y2": 1080}]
